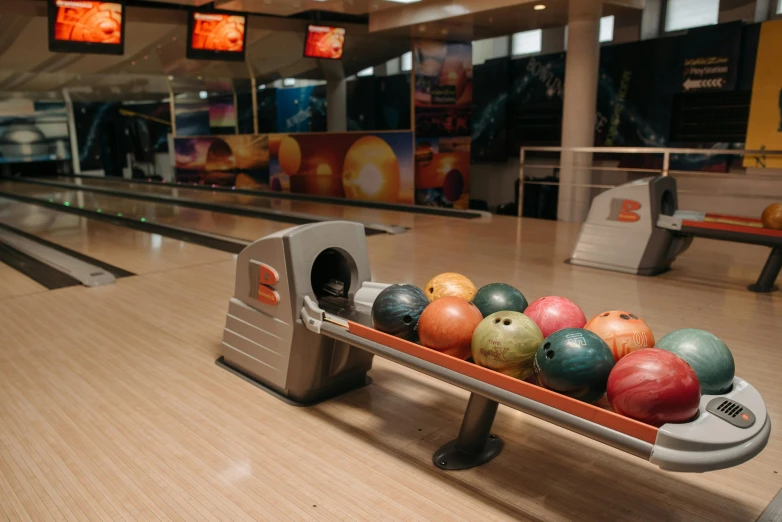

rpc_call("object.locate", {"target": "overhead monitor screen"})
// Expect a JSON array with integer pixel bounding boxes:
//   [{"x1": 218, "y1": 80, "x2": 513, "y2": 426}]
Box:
[
  {"x1": 48, "y1": 0, "x2": 125, "y2": 55},
  {"x1": 304, "y1": 25, "x2": 346, "y2": 60},
  {"x1": 187, "y1": 11, "x2": 247, "y2": 62}
]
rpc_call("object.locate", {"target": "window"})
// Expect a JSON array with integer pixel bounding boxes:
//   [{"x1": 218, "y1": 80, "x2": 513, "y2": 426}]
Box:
[
  {"x1": 512, "y1": 29, "x2": 542, "y2": 56},
  {"x1": 401, "y1": 51, "x2": 412, "y2": 72},
  {"x1": 357, "y1": 67, "x2": 374, "y2": 77},
  {"x1": 599, "y1": 15, "x2": 614, "y2": 42},
  {"x1": 777, "y1": 0, "x2": 782, "y2": 14},
  {"x1": 665, "y1": 0, "x2": 719, "y2": 32}
]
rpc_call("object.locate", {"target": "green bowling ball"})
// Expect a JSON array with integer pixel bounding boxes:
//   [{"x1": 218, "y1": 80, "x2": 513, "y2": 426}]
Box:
[
  {"x1": 533, "y1": 328, "x2": 615, "y2": 404},
  {"x1": 471, "y1": 311, "x2": 543, "y2": 380},
  {"x1": 471, "y1": 283, "x2": 528, "y2": 317},
  {"x1": 656, "y1": 328, "x2": 735, "y2": 395}
]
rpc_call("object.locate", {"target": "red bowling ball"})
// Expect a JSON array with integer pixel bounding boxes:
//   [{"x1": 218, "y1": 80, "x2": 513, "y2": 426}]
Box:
[
  {"x1": 524, "y1": 296, "x2": 587, "y2": 338},
  {"x1": 607, "y1": 348, "x2": 701, "y2": 427},
  {"x1": 418, "y1": 296, "x2": 483, "y2": 360}
]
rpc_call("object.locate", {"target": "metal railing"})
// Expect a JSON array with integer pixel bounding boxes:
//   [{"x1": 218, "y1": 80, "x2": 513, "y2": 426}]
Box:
[{"x1": 517, "y1": 146, "x2": 782, "y2": 218}]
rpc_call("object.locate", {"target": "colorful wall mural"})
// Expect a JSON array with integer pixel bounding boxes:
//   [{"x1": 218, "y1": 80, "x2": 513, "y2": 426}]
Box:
[{"x1": 174, "y1": 130, "x2": 414, "y2": 204}]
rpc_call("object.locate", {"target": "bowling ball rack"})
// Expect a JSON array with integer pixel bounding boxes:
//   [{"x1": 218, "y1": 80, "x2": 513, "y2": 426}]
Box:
[
  {"x1": 303, "y1": 297, "x2": 770, "y2": 473},
  {"x1": 220, "y1": 220, "x2": 770, "y2": 476}
]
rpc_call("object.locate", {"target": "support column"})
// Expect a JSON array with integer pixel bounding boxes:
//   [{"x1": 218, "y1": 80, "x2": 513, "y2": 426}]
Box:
[
  {"x1": 62, "y1": 88, "x2": 81, "y2": 174},
  {"x1": 640, "y1": 0, "x2": 663, "y2": 40},
  {"x1": 558, "y1": 0, "x2": 601, "y2": 222},
  {"x1": 320, "y1": 60, "x2": 347, "y2": 132}
]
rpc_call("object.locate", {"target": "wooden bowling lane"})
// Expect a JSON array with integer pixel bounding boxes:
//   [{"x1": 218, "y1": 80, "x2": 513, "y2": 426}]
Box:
[
  {"x1": 0, "y1": 181, "x2": 296, "y2": 243},
  {"x1": 0, "y1": 198, "x2": 233, "y2": 275},
  {"x1": 0, "y1": 228, "x2": 779, "y2": 522},
  {"x1": 0, "y1": 260, "x2": 46, "y2": 300},
  {"x1": 37, "y1": 176, "x2": 460, "y2": 230}
]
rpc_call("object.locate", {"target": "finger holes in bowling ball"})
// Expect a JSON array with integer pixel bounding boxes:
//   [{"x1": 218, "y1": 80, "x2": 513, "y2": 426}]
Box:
[
  {"x1": 620, "y1": 314, "x2": 630, "y2": 320},
  {"x1": 629, "y1": 313, "x2": 638, "y2": 319},
  {"x1": 430, "y1": 287, "x2": 434, "y2": 293},
  {"x1": 403, "y1": 315, "x2": 412, "y2": 324},
  {"x1": 601, "y1": 313, "x2": 609, "y2": 317},
  {"x1": 503, "y1": 319, "x2": 511, "y2": 325},
  {"x1": 546, "y1": 351, "x2": 555, "y2": 359},
  {"x1": 543, "y1": 342, "x2": 551, "y2": 350},
  {"x1": 494, "y1": 318, "x2": 501, "y2": 324},
  {"x1": 661, "y1": 189, "x2": 675, "y2": 216}
]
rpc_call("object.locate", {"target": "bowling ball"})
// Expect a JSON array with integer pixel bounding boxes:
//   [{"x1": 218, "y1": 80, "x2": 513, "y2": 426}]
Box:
[
  {"x1": 524, "y1": 296, "x2": 587, "y2": 338},
  {"x1": 584, "y1": 310, "x2": 655, "y2": 362},
  {"x1": 424, "y1": 272, "x2": 477, "y2": 302},
  {"x1": 762, "y1": 203, "x2": 782, "y2": 230},
  {"x1": 471, "y1": 311, "x2": 543, "y2": 380},
  {"x1": 607, "y1": 348, "x2": 701, "y2": 426},
  {"x1": 418, "y1": 296, "x2": 483, "y2": 359},
  {"x1": 533, "y1": 328, "x2": 615, "y2": 404},
  {"x1": 371, "y1": 284, "x2": 429, "y2": 343},
  {"x1": 656, "y1": 328, "x2": 735, "y2": 395},
  {"x1": 471, "y1": 283, "x2": 528, "y2": 317}
]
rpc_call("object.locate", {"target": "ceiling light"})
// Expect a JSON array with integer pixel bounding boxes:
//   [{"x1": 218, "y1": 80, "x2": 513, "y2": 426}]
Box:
[
  {"x1": 283, "y1": 78, "x2": 296, "y2": 87},
  {"x1": 199, "y1": 91, "x2": 208, "y2": 99},
  {"x1": 167, "y1": 75, "x2": 174, "y2": 80},
  {"x1": 385, "y1": 0, "x2": 422, "y2": 3},
  {"x1": 533, "y1": 4, "x2": 546, "y2": 10}
]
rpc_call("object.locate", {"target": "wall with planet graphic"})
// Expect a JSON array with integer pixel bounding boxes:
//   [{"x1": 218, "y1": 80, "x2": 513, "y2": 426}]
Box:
[
  {"x1": 0, "y1": 100, "x2": 71, "y2": 165},
  {"x1": 174, "y1": 134, "x2": 269, "y2": 189},
  {"x1": 268, "y1": 131, "x2": 414, "y2": 203}
]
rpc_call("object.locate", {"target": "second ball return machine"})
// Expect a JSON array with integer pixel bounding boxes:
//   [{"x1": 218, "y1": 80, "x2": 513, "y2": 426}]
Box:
[
  {"x1": 218, "y1": 221, "x2": 770, "y2": 473},
  {"x1": 569, "y1": 176, "x2": 782, "y2": 292}
]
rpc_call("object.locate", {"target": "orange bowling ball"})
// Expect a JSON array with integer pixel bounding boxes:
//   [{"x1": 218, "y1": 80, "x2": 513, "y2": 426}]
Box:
[
  {"x1": 418, "y1": 297, "x2": 483, "y2": 360},
  {"x1": 584, "y1": 310, "x2": 655, "y2": 362},
  {"x1": 424, "y1": 272, "x2": 477, "y2": 302},
  {"x1": 761, "y1": 203, "x2": 782, "y2": 230}
]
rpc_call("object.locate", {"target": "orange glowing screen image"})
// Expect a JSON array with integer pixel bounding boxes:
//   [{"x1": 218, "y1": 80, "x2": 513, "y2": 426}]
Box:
[
  {"x1": 53, "y1": 0, "x2": 123, "y2": 44},
  {"x1": 190, "y1": 12, "x2": 246, "y2": 53},
  {"x1": 304, "y1": 25, "x2": 346, "y2": 60}
]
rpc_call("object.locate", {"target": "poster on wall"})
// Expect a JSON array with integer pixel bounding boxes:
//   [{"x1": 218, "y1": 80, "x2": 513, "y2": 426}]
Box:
[
  {"x1": 174, "y1": 134, "x2": 269, "y2": 188},
  {"x1": 276, "y1": 86, "x2": 327, "y2": 133},
  {"x1": 744, "y1": 20, "x2": 782, "y2": 169},
  {"x1": 209, "y1": 94, "x2": 237, "y2": 135},
  {"x1": 0, "y1": 100, "x2": 71, "y2": 164},
  {"x1": 175, "y1": 97, "x2": 210, "y2": 137},
  {"x1": 268, "y1": 131, "x2": 414, "y2": 204},
  {"x1": 413, "y1": 40, "x2": 472, "y2": 209}
]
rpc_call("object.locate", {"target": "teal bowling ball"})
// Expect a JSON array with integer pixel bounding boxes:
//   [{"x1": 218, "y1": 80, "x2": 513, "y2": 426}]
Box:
[
  {"x1": 471, "y1": 283, "x2": 528, "y2": 317},
  {"x1": 533, "y1": 328, "x2": 615, "y2": 404},
  {"x1": 656, "y1": 328, "x2": 735, "y2": 395}
]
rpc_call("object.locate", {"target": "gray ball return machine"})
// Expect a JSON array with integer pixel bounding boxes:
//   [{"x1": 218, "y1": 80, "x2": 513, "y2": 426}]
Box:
[
  {"x1": 219, "y1": 221, "x2": 770, "y2": 472},
  {"x1": 569, "y1": 176, "x2": 782, "y2": 292}
]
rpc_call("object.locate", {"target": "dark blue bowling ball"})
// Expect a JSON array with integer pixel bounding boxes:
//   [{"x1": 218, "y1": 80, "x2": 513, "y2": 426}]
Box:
[{"x1": 371, "y1": 284, "x2": 429, "y2": 342}]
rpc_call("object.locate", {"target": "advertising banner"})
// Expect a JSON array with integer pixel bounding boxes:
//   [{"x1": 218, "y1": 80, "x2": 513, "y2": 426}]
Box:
[
  {"x1": 744, "y1": 20, "x2": 782, "y2": 168},
  {"x1": 680, "y1": 22, "x2": 742, "y2": 92},
  {"x1": 413, "y1": 40, "x2": 472, "y2": 209}
]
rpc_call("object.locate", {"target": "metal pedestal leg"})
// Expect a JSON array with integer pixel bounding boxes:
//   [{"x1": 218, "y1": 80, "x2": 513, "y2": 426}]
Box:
[
  {"x1": 433, "y1": 393, "x2": 503, "y2": 470},
  {"x1": 748, "y1": 247, "x2": 781, "y2": 293}
]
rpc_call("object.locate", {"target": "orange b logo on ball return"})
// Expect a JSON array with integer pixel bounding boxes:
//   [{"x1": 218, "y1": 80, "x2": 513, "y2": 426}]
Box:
[{"x1": 608, "y1": 199, "x2": 641, "y2": 222}]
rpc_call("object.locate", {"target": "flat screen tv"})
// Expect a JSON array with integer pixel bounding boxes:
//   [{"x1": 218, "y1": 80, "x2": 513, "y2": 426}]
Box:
[
  {"x1": 303, "y1": 25, "x2": 346, "y2": 60},
  {"x1": 48, "y1": 0, "x2": 125, "y2": 55},
  {"x1": 186, "y1": 10, "x2": 247, "y2": 62}
]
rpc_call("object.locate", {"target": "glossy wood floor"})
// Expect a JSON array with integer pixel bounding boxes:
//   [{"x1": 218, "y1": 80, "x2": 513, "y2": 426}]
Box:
[{"x1": 0, "y1": 201, "x2": 780, "y2": 521}]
